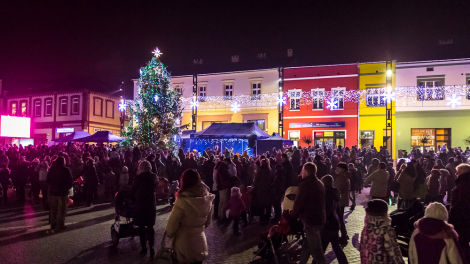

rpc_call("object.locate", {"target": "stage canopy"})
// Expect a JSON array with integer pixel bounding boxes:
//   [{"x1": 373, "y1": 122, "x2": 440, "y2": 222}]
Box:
[
  {"x1": 75, "y1": 131, "x2": 125, "y2": 143},
  {"x1": 181, "y1": 130, "x2": 195, "y2": 139},
  {"x1": 54, "y1": 131, "x2": 92, "y2": 143},
  {"x1": 190, "y1": 123, "x2": 270, "y2": 140},
  {"x1": 260, "y1": 133, "x2": 294, "y2": 145},
  {"x1": 257, "y1": 132, "x2": 294, "y2": 155}
]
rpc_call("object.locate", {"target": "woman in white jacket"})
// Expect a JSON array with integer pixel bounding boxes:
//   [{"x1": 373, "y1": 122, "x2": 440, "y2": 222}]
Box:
[{"x1": 409, "y1": 202, "x2": 466, "y2": 264}]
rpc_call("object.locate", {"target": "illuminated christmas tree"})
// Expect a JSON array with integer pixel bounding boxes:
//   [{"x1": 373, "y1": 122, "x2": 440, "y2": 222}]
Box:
[{"x1": 122, "y1": 48, "x2": 183, "y2": 149}]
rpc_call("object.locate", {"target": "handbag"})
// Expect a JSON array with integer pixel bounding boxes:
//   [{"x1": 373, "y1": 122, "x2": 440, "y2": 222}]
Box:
[{"x1": 155, "y1": 231, "x2": 176, "y2": 264}]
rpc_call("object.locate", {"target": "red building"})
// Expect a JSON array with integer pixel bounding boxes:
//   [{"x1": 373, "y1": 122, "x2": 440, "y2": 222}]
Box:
[{"x1": 283, "y1": 64, "x2": 359, "y2": 148}]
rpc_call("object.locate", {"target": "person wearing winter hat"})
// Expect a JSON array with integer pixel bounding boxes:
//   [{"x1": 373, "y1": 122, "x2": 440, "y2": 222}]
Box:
[
  {"x1": 426, "y1": 167, "x2": 441, "y2": 203},
  {"x1": 409, "y1": 202, "x2": 467, "y2": 264},
  {"x1": 223, "y1": 186, "x2": 247, "y2": 235},
  {"x1": 360, "y1": 199, "x2": 405, "y2": 264}
]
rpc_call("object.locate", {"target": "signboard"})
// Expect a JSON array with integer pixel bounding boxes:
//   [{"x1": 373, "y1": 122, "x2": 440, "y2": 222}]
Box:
[
  {"x1": 314, "y1": 132, "x2": 324, "y2": 137},
  {"x1": 289, "y1": 122, "x2": 345, "y2": 129},
  {"x1": 57, "y1": 128, "x2": 74, "y2": 133},
  {"x1": 335, "y1": 131, "x2": 345, "y2": 138},
  {"x1": 324, "y1": 131, "x2": 334, "y2": 137},
  {"x1": 0, "y1": 116, "x2": 30, "y2": 138},
  {"x1": 360, "y1": 130, "x2": 374, "y2": 139}
]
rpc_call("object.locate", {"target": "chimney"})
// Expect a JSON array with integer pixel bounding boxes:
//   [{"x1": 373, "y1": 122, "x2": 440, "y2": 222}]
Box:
[
  {"x1": 193, "y1": 59, "x2": 203, "y2": 65},
  {"x1": 287, "y1": 49, "x2": 293, "y2": 57},
  {"x1": 231, "y1": 55, "x2": 240, "y2": 63},
  {"x1": 257, "y1": 53, "x2": 267, "y2": 60}
]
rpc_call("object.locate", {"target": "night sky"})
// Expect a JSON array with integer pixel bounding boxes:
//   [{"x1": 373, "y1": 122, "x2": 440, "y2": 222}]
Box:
[{"x1": 1, "y1": 0, "x2": 469, "y2": 98}]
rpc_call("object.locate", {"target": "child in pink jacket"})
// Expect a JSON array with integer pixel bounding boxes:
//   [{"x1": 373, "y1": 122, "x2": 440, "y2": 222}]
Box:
[{"x1": 224, "y1": 187, "x2": 247, "y2": 235}]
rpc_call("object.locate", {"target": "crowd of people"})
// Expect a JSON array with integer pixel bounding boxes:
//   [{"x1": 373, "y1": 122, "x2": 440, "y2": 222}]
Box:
[{"x1": 0, "y1": 142, "x2": 470, "y2": 264}]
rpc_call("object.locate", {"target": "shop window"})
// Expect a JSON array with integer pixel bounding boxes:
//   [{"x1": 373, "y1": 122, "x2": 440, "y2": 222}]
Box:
[
  {"x1": 366, "y1": 88, "x2": 386, "y2": 107},
  {"x1": 174, "y1": 85, "x2": 183, "y2": 95},
  {"x1": 20, "y1": 100, "x2": 27, "y2": 116},
  {"x1": 59, "y1": 97, "x2": 68, "y2": 116},
  {"x1": 248, "y1": 119, "x2": 265, "y2": 131},
  {"x1": 289, "y1": 131, "x2": 300, "y2": 147},
  {"x1": 311, "y1": 89, "x2": 324, "y2": 110},
  {"x1": 94, "y1": 97, "x2": 103, "y2": 116},
  {"x1": 10, "y1": 101, "x2": 17, "y2": 116},
  {"x1": 331, "y1": 87, "x2": 345, "y2": 109},
  {"x1": 251, "y1": 83, "x2": 261, "y2": 100},
  {"x1": 417, "y1": 79, "x2": 445, "y2": 101},
  {"x1": 289, "y1": 89, "x2": 301, "y2": 110},
  {"x1": 44, "y1": 98, "x2": 53, "y2": 116},
  {"x1": 34, "y1": 99, "x2": 41, "y2": 117},
  {"x1": 360, "y1": 130, "x2": 375, "y2": 149},
  {"x1": 106, "y1": 100, "x2": 114, "y2": 118},
  {"x1": 71, "y1": 96, "x2": 80, "y2": 115}
]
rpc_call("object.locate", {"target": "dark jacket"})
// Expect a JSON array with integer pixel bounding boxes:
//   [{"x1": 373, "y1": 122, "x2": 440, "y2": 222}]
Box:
[
  {"x1": 449, "y1": 171, "x2": 470, "y2": 243},
  {"x1": 324, "y1": 186, "x2": 340, "y2": 231},
  {"x1": 291, "y1": 175, "x2": 326, "y2": 226},
  {"x1": 47, "y1": 165, "x2": 73, "y2": 196},
  {"x1": 216, "y1": 164, "x2": 231, "y2": 190},
  {"x1": 130, "y1": 171, "x2": 157, "y2": 226},
  {"x1": 282, "y1": 160, "x2": 294, "y2": 187},
  {"x1": 315, "y1": 161, "x2": 328, "y2": 179},
  {"x1": 252, "y1": 167, "x2": 274, "y2": 207},
  {"x1": 82, "y1": 165, "x2": 99, "y2": 186}
]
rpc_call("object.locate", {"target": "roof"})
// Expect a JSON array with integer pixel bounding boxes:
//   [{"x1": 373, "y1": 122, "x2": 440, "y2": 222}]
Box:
[
  {"x1": 53, "y1": 131, "x2": 91, "y2": 143},
  {"x1": 260, "y1": 133, "x2": 294, "y2": 145},
  {"x1": 75, "y1": 131, "x2": 124, "y2": 142},
  {"x1": 190, "y1": 123, "x2": 270, "y2": 140}
]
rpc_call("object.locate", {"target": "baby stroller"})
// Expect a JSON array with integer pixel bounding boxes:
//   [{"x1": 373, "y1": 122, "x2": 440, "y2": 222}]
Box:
[
  {"x1": 156, "y1": 177, "x2": 170, "y2": 204},
  {"x1": 110, "y1": 187, "x2": 139, "y2": 247},
  {"x1": 390, "y1": 199, "x2": 425, "y2": 257},
  {"x1": 251, "y1": 187, "x2": 304, "y2": 264}
]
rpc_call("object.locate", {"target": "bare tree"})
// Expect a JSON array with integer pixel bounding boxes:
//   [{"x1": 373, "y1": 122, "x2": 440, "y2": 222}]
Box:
[
  {"x1": 464, "y1": 136, "x2": 470, "y2": 146},
  {"x1": 301, "y1": 135, "x2": 313, "y2": 147},
  {"x1": 418, "y1": 134, "x2": 432, "y2": 149}
]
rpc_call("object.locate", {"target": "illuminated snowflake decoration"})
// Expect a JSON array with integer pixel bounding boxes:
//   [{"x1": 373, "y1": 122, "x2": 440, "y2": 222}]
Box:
[
  {"x1": 277, "y1": 96, "x2": 287, "y2": 106},
  {"x1": 190, "y1": 100, "x2": 199, "y2": 109},
  {"x1": 326, "y1": 98, "x2": 338, "y2": 110},
  {"x1": 231, "y1": 102, "x2": 241, "y2": 113},
  {"x1": 154, "y1": 94, "x2": 159, "y2": 102},
  {"x1": 383, "y1": 91, "x2": 396, "y2": 102},
  {"x1": 163, "y1": 138, "x2": 169, "y2": 144},
  {"x1": 175, "y1": 118, "x2": 181, "y2": 125},
  {"x1": 152, "y1": 47, "x2": 162, "y2": 58},
  {"x1": 446, "y1": 93, "x2": 461, "y2": 108},
  {"x1": 118, "y1": 101, "x2": 126, "y2": 112}
]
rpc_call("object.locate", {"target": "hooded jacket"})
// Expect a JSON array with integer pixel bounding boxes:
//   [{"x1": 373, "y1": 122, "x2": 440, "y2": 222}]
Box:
[
  {"x1": 360, "y1": 214, "x2": 405, "y2": 264},
  {"x1": 409, "y1": 218, "x2": 466, "y2": 264},
  {"x1": 449, "y1": 171, "x2": 470, "y2": 243},
  {"x1": 166, "y1": 182, "x2": 215, "y2": 264}
]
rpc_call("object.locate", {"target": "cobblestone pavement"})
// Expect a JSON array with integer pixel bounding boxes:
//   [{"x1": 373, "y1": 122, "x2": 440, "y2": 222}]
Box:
[{"x1": 0, "y1": 187, "x2": 398, "y2": 264}]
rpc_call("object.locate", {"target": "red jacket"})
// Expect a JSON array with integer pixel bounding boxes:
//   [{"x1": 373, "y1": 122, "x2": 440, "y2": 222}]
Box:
[{"x1": 224, "y1": 195, "x2": 246, "y2": 218}]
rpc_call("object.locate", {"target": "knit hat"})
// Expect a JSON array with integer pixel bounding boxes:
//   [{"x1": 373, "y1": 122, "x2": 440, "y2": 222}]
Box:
[
  {"x1": 366, "y1": 199, "x2": 389, "y2": 216},
  {"x1": 425, "y1": 202, "x2": 448, "y2": 221},
  {"x1": 283, "y1": 186, "x2": 298, "y2": 211},
  {"x1": 231, "y1": 187, "x2": 241, "y2": 197}
]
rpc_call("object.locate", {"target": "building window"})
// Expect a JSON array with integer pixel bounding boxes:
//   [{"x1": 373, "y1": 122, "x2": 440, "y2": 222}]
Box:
[
  {"x1": 44, "y1": 98, "x2": 53, "y2": 116},
  {"x1": 59, "y1": 97, "x2": 68, "y2": 116},
  {"x1": 331, "y1": 87, "x2": 345, "y2": 109},
  {"x1": 175, "y1": 86, "x2": 183, "y2": 95},
  {"x1": 366, "y1": 88, "x2": 386, "y2": 107},
  {"x1": 34, "y1": 99, "x2": 41, "y2": 117},
  {"x1": 71, "y1": 96, "x2": 80, "y2": 115},
  {"x1": 199, "y1": 86, "x2": 206, "y2": 102},
  {"x1": 94, "y1": 98, "x2": 103, "y2": 116},
  {"x1": 10, "y1": 101, "x2": 17, "y2": 116},
  {"x1": 224, "y1": 84, "x2": 233, "y2": 100},
  {"x1": 105, "y1": 100, "x2": 114, "y2": 118},
  {"x1": 289, "y1": 131, "x2": 300, "y2": 147},
  {"x1": 252, "y1": 83, "x2": 261, "y2": 100},
  {"x1": 467, "y1": 77, "x2": 470, "y2": 100},
  {"x1": 248, "y1": 119, "x2": 265, "y2": 130},
  {"x1": 311, "y1": 89, "x2": 324, "y2": 110},
  {"x1": 417, "y1": 79, "x2": 445, "y2": 101},
  {"x1": 289, "y1": 89, "x2": 301, "y2": 110},
  {"x1": 20, "y1": 100, "x2": 27, "y2": 116}
]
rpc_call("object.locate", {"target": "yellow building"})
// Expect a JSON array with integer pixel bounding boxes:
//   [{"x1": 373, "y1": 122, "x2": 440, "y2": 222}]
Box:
[
  {"x1": 172, "y1": 69, "x2": 280, "y2": 135},
  {"x1": 359, "y1": 61, "x2": 396, "y2": 158}
]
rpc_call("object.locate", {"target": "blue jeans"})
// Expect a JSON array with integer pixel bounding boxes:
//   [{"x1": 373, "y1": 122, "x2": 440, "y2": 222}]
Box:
[{"x1": 299, "y1": 224, "x2": 326, "y2": 264}]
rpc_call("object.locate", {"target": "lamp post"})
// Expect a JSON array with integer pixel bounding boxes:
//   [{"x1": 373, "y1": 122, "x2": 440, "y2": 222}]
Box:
[{"x1": 384, "y1": 62, "x2": 394, "y2": 160}]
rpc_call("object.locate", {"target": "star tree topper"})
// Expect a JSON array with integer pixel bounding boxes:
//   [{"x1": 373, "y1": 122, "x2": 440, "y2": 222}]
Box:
[{"x1": 152, "y1": 47, "x2": 162, "y2": 58}]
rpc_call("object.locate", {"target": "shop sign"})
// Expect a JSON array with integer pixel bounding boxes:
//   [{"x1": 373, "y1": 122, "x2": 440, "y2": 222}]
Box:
[
  {"x1": 335, "y1": 131, "x2": 345, "y2": 138},
  {"x1": 289, "y1": 122, "x2": 345, "y2": 128},
  {"x1": 411, "y1": 128, "x2": 435, "y2": 147},
  {"x1": 56, "y1": 128, "x2": 74, "y2": 133},
  {"x1": 314, "y1": 132, "x2": 324, "y2": 137},
  {"x1": 360, "y1": 130, "x2": 374, "y2": 139},
  {"x1": 324, "y1": 131, "x2": 334, "y2": 137}
]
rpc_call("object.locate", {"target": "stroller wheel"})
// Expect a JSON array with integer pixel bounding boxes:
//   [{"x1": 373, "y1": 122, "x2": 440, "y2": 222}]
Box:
[{"x1": 111, "y1": 228, "x2": 119, "y2": 247}]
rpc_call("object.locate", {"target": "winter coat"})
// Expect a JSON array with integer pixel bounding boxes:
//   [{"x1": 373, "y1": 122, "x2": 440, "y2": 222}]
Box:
[
  {"x1": 397, "y1": 171, "x2": 415, "y2": 200},
  {"x1": 119, "y1": 172, "x2": 130, "y2": 190},
  {"x1": 130, "y1": 171, "x2": 157, "y2": 226},
  {"x1": 360, "y1": 214, "x2": 405, "y2": 264},
  {"x1": 315, "y1": 161, "x2": 328, "y2": 179},
  {"x1": 427, "y1": 172, "x2": 441, "y2": 198},
  {"x1": 166, "y1": 182, "x2": 214, "y2": 264},
  {"x1": 252, "y1": 168, "x2": 274, "y2": 208},
  {"x1": 16, "y1": 161, "x2": 29, "y2": 186},
  {"x1": 216, "y1": 165, "x2": 231, "y2": 191},
  {"x1": 82, "y1": 165, "x2": 99, "y2": 186},
  {"x1": 409, "y1": 217, "x2": 465, "y2": 264},
  {"x1": 291, "y1": 175, "x2": 326, "y2": 226},
  {"x1": 334, "y1": 172, "x2": 350, "y2": 207},
  {"x1": 224, "y1": 195, "x2": 246, "y2": 218},
  {"x1": 323, "y1": 186, "x2": 340, "y2": 231},
  {"x1": 47, "y1": 165, "x2": 73, "y2": 196},
  {"x1": 365, "y1": 170, "x2": 389, "y2": 198},
  {"x1": 282, "y1": 160, "x2": 294, "y2": 187},
  {"x1": 449, "y1": 171, "x2": 470, "y2": 244}
]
